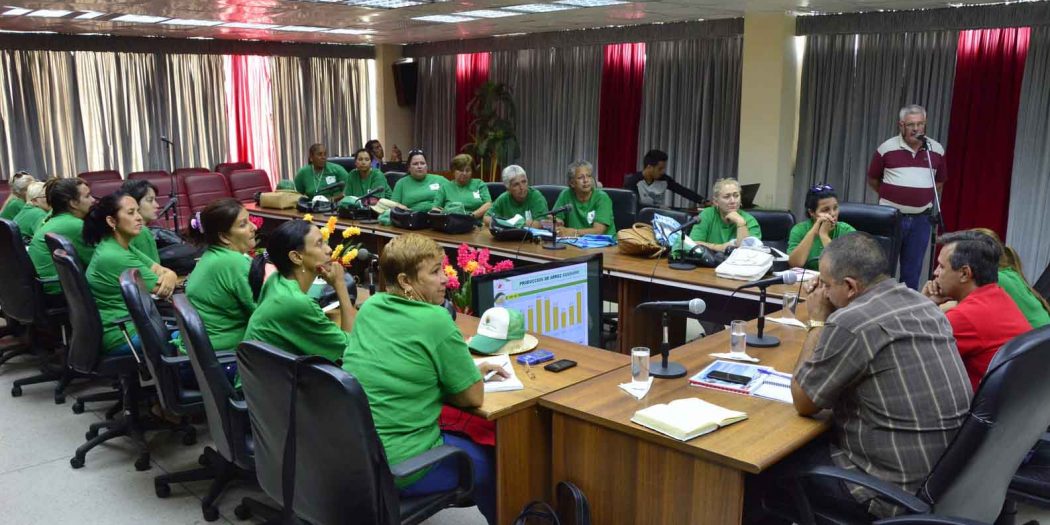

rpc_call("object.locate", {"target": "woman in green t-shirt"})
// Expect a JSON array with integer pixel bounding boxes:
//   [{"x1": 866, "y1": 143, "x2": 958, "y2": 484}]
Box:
[
  {"x1": 347, "y1": 148, "x2": 391, "y2": 204},
  {"x1": 1, "y1": 171, "x2": 32, "y2": 220},
  {"x1": 432, "y1": 154, "x2": 491, "y2": 219},
  {"x1": 12, "y1": 180, "x2": 49, "y2": 242},
  {"x1": 972, "y1": 227, "x2": 1050, "y2": 328},
  {"x1": 787, "y1": 185, "x2": 856, "y2": 270},
  {"x1": 342, "y1": 233, "x2": 506, "y2": 524},
  {"x1": 688, "y1": 177, "x2": 762, "y2": 251},
  {"x1": 121, "y1": 179, "x2": 162, "y2": 265},
  {"x1": 82, "y1": 192, "x2": 179, "y2": 355},
  {"x1": 391, "y1": 150, "x2": 447, "y2": 212},
  {"x1": 552, "y1": 160, "x2": 616, "y2": 236}
]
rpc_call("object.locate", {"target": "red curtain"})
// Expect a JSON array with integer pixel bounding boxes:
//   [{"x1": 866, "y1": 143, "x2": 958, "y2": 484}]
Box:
[
  {"x1": 455, "y1": 52, "x2": 491, "y2": 156},
  {"x1": 942, "y1": 27, "x2": 1030, "y2": 238},
  {"x1": 597, "y1": 43, "x2": 646, "y2": 189},
  {"x1": 227, "y1": 55, "x2": 253, "y2": 163}
]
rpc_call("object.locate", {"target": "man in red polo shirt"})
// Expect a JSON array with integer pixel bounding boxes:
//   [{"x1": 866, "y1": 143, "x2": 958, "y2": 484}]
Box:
[{"x1": 923, "y1": 230, "x2": 1032, "y2": 390}]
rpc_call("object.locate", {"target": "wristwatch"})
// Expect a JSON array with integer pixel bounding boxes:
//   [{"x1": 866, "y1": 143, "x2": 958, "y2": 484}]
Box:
[{"x1": 806, "y1": 320, "x2": 826, "y2": 332}]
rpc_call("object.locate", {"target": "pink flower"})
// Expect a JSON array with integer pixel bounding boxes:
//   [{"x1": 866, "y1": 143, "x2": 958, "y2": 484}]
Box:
[
  {"x1": 447, "y1": 275, "x2": 461, "y2": 290},
  {"x1": 249, "y1": 216, "x2": 264, "y2": 228},
  {"x1": 457, "y1": 244, "x2": 475, "y2": 268},
  {"x1": 477, "y1": 248, "x2": 491, "y2": 269},
  {"x1": 492, "y1": 260, "x2": 514, "y2": 272}
]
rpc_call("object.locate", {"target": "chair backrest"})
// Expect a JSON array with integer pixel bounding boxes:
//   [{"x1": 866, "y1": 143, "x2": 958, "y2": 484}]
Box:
[
  {"x1": 214, "y1": 162, "x2": 253, "y2": 178},
  {"x1": 237, "y1": 341, "x2": 400, "y2": 525},
  {"x1": 51, "y1": 248, "x2": 104, "y2": 374},
  {"x1": 174, "y1": 295, "x2": 250, "y2": 467},
  {"x1": 748, "y1": 209, "x2": 796, "y2": 253},
  {"x1": 127, "y1": 170, "x2": 171, "y2": 180},
  {"x1": 604, "y1": 188, "x2": 638, "y2": 230},
  {"x1": 533, "y1": 185, "x2": 565, "y2": 210},
  {"x1": 228, "y1": 169, "x2": 272, "y2": 203},
  {"x1": 836, "y1": 202, "x2": 902, "y2": 277},
  {"x1": 385, "y1": 171, "x2": 405, "y2": 190},
  {"x1": 1034, "y1": 259, "x2": 1050, "y2": 301},
  {"x1": 78, "y1": 170, "x2": 122, "y2": 184},
  {"x1": 44, "y1": 233, "x2": 79, "y2": 270},
  {"x1": 0, "y1": 180, "x2": 9, "y2": 204},
  {"x1": 130, "y1": 170, "x2": 188, "y2": 230},
  {"x1": 327, "y1": 157, "x2": 356, "y2": 173},
  {"x1": 119, "y1": 269, "x2": 193, "y2": 414},
  {"x1": 88, "y1": 179, "x2": 125, "y2": 200},
  {"x1": 636, "y1": 207, "x2": 692, "y2": 227},
  {"x1": 921, "y1": 326, "x2": 1050, "y2": 522},
  {"x1": 0, "y1": 219, "x2": 44, "y2": 324},
  {"x1": 185, "y1": 173, "x2": 233, "y2": 213},
  {"x1": 173, "y1": 168, "x2": 209, "y2": 178},
  {"x1": 486, "y1": 182, "x2": 506, "y2": 202}
]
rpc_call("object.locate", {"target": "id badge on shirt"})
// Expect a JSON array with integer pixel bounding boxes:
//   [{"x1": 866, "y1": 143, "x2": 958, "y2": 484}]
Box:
[
  {"x1": 429, "y1": 183, "x2": 440, "y2": 191},
  {"x1": 325, "y1": 176, "x2": 336, "y2": 185},
  {"x1": 587, "y1": 210, "x2": 596, "y2": 225},
  {"x1": 472, "y1": 191, "x2": 481, "y2": 200}
]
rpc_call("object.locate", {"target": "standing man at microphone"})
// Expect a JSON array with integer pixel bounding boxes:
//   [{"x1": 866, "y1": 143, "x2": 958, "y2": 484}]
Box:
[{"x1": 867, "y1": 104, "x2": 946, "y2": 290}]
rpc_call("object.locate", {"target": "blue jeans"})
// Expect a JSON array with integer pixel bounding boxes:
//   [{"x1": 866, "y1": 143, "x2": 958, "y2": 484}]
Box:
[
  {"x1": 109, "y1": 334, "x2": 142, "y2": 356},
  {"x1": 899, "y1": 213, "x2": 933, "y2": 290},
  {"x1": 400, "y1": 432, "x2": 496, "y2": 524}
]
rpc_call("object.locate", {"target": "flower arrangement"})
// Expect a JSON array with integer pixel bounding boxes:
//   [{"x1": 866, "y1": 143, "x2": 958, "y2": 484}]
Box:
[
  {"x1": 444, "y1": 243, "x2": 514, "y2": 314},
  {"x1": 308, "y1": 214, "x2": 364, "y2": 268}
]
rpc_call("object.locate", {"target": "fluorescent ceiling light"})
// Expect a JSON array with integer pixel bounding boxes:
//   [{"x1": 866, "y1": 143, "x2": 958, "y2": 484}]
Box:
[
  {"x1": 2, "y1": 7, "x2": 31, "y2": 16},
  {"x1": 412, "y1": 14, "x2": 475, "y2": 23},
  {"x1": 454, "y1": 9, "x2": 521, "y2": 18},
  {"x1": 162, "y1": 18, "x2": 223, "y2": 26},
  {"x1": 350, "y1": 0, "x2": 423, "y2": 7},
  {"x1": 221, "y1": 21, "x2": 278, "y2": 29},
  {"x1": 554, "y1": 0, "x2": 627, "y2": 6},
  {"x1": 272, "y1": 25, "x2": 325, "y2": 32},
  {"x1": 112, "y1": 14, "x2": 169, "y2": 23},
  {"x1": 503, "y1": 3, "x2": 578, "y2": 13},
  {"x1": 28, "y1": 9, "x2": 72, "y2": 18},
  {"x1": 326, "y1": 28, "x2": 376, "y2": 34},
  {"x1": 75, "y1": 11, "x2": 105, "y2": 19}
]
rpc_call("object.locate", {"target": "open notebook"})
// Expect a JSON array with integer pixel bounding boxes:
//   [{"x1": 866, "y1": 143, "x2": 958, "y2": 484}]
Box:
[
  {"x1": 631, "y1": 398, "x2": 747, "y2": 441},
  {"x1": 474, "y1": 354, "x2": 524, "y2": 393}
]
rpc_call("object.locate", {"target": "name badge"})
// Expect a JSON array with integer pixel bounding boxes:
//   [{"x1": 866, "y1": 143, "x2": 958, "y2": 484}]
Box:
[
  {"x1": 525, "y1": 211, "x2": 533, "y2": 222},
  {"x1": 325, "y1": 176, "x2": 335, "y2": 185},
  {"x1": 429, "y1": 183, "x2": 441, "y2": 191},
  {"x1": 587, "y1": 210, "x2": 596, "y2": 224},
  {"x1": 472, "y1": 191, "x2": 481, "y2": 199}
]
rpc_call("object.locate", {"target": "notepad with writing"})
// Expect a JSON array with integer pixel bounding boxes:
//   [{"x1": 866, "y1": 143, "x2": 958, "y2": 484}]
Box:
[
  {"x1": 689, "y1": 360, "x2": 794, "y2": 404},
  {"x1": 631, "y1": 398, "x2": 748, "y2": 441},
  {"x1": 473, "y1": 354, "x2": 524, "y2": 393},
  {"x1": 751, "y1": 370, "x2": 793, "y2": 404}
]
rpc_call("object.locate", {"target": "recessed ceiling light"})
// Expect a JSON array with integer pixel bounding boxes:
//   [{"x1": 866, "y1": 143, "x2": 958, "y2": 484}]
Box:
[
  {"x1": 454, "y1": 9, "x2": 521, "y2": 18},
  {"x1": 326, "y1": 28, "x2": 376, "y2": 34},
  {"x1": 350, "y1": 0, "x2": 423, "y2": 8},
  {"x1": 162, "y1": 18, "x2": 223, "y2": 26},
  {"x1": 554, "y1": 0, "x2": 627, "y2": 6},
  {"x1": 412, "y1": 14, "x2": 475, "y2": 23},
  {"x1": 272, "y1": 25, "x2": 326, "y2": 32},
  {"x1": 28, "y1": 9, "x2": 72, "y2": 18},
  {"x1": 503, "y1": 3, "x2": 578, "y2": 13},
  {"x1": 75, "y1": 11, "x2": 105, "y2": 19},
  {"x1": 221, "y1": 21, "x2": 279, "y2": 29},
  {"x1": 112, "y1": 14, "x2": 170, "y2": 23},
  {"x1": 2, "y1": 7, "x2": 31, "y2": 16}
]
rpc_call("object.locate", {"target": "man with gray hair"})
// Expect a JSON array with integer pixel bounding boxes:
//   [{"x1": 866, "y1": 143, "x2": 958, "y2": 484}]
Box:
[
  {"x1": 483, "y1": 164, "x2": 549, "y2": 228},
  {"x1": 777, "y1": 232, "x2": 971, "y2": 518},
  {"x1": 866, "y1": 104, "x2": 946, "y2": 290}
]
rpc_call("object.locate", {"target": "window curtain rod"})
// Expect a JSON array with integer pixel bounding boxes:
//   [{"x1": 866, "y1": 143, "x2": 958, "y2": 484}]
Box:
[
  {"x1": 797, "y1": 2, "x2": 1050, "y2": 35},
  {"x1": 0, "y1": 33, "x2": 375, "y2": 59}
]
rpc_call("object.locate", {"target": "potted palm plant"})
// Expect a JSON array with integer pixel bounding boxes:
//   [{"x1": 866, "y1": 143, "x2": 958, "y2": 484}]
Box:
[{"x1": 462, "y1": 81, "x2": 521, "y2": 182}]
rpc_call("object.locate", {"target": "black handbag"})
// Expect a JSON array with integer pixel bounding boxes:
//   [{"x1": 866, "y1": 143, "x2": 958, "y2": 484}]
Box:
[
  {"x1": 682, "y1": 244, "x2": 728, "y2": 268},
  {"x1": 389, "y1": 208, "x2": 432, "y2": 230},
  {"x1": 489, "y1": 217, "x2": 531, "y2": 242},
  {"x1": 512, "y1": 481, "x2": 591, "y2": 525},
  {"x1": 429, "y1": 211, "x2": 476, "y2": 235}
]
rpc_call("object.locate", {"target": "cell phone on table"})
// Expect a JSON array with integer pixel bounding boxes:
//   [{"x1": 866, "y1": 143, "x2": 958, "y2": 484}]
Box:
[
  {"x1": 706, "y1": 370, "x2": 752, "y2": 386},
  {"x1": 516, "y1": 349, "x2": 555, "y2": 366},
  {"x1": 544, "y1": 359, "x2": 577, "y2": 373}
]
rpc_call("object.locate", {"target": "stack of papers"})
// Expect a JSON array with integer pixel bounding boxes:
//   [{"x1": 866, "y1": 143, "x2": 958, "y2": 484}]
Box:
[{"x1": 474, "y1": 354, "x2": 524, "y2": 393}]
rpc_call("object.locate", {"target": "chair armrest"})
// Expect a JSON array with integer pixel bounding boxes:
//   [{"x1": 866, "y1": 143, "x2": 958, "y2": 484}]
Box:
[
  {"x1": 874, "y1": 515, "x2": 989, "y2": 525},
  {"x1": 229, "y1": 398, "x2": 247, "y2": 413},
  {"x1": 37, "y1": 277, "x2": 59, "y2": 285},
  {"x1": 797, "y1": 465, "x2": 930, "y2": 514},
  {"x1": 159, "y1": 354, "x2": 191, "y2": 368},
  {"x1": 390, "y1": 444, "x2": 474, "y2": 495}
]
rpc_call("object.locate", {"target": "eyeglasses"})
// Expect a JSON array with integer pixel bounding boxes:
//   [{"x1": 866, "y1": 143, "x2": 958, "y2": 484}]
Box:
[
  {"x1": 809, "y1": 184, "x2": 834, "y2": 193},
  {"x1": 902, "y1": 121, "x2": 926, "y2": 129},
  {"x1": 407, "y1": 148, "x2": 425, "y2": 157}
]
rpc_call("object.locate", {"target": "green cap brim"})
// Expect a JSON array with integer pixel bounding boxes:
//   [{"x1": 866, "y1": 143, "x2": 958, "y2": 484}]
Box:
[{"x1": 468, "y1": 334, "x2": 508, "y2": 354}]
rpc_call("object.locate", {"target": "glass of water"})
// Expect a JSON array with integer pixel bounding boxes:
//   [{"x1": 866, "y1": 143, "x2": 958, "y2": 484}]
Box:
[
  {"x1": 631, "y1": 347, "x2": 650, "y2": 384},
  {"x1": 782, "y1": 292, "x2": 800, "y2": 320},
  {"x1": 730, "y1": 320, "x2": 747, "y2": 354}
]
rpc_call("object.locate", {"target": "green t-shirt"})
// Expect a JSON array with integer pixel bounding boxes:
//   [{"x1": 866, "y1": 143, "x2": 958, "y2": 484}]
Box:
[
  {"x1": 787, "y1": 219, "x2": 857, "y2": 270},
  {"x1": 689, "y1": 207, "x2": 761, "y2": 245},
  {"x1": 341, "y1": 293, "x2": 481, "y2": 487},
  {"x1": 998, "y1": 267, "x2": 1050, "y2": 328},
  {"x1": 345, "y1": 168, "x2": 391, "y2": 200},
  {"x1": 0, "y1": 196, "x2": 25, "y2": 221},
  {"x1": 85, "y1": 237, "x2": 159, "y2": 353},
  {"x1": 12, "y1": 205, "x2": 47, "y2": 241},
  {"x1": 184, "y1": 246, "x2": 256, "y2": 352},
  {"x1": 433, "y1": 178, "x2": 491, "y2": 214},
  {"x1": 552, "y1": 189, "x2": 617, "y2": 236},
  {"x1": 486, "y1": 188, "x2": 549, "y2": 223},
  {"x1": 129, "y1": 227, "x2": 160, "y2": 265},
  {"x1": 391, "y1": 174, "x2": 447, "y2": 212},
  {"x1": 244, "y1": 274, "x2": 349, "y2": 363},
  {"x1": 294, "y1": 162, "x2": 351, "y2": 198},
  {"x1": 28, "y1": 213, "x2": 96, "y2": 295}
]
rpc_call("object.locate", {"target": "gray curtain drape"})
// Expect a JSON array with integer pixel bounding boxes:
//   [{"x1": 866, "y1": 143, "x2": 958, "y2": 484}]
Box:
[
  {"x1": 1007, "y1": 25, "x2": 1050, "y2": 282},
  {"x1": 489, "y1": 45, "x2": 602, "y2": 185},
  {"x1": 158, "y1": 54, "x2": 228, "y2": 173},
  {"x1": 271, "y1": 56, "x2": 307, "y2": 184},
  {"x1": 637, "y1": 37, "x2": 743, "y2": 207},
  {"x1": 414, "y1": 55, "x2": 456, "y2": 171},
  {"x1": 792, "y1": 31, "x2": 957, "y2": 214}
]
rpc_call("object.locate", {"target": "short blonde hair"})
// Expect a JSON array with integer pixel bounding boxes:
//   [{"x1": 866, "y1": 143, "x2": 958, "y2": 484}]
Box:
[
  {"x1": 25, "y1": 181, "x2": 46, "y2": 202},
  {"x1": 450, "y1": 154, "x2": 473, "y2": 172},
  {"x1": 712, "y1": 177, "x2": 741, "y2": 196},
  {"x1": 11, "y1": 173, "x2": 33, "y2": 197},
  {"x1": 380, "y1": 233, "x2": 443, "y2": 289}
]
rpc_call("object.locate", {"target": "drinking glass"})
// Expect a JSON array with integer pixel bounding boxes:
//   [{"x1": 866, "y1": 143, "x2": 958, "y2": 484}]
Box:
[
  {"x1": 782, "y1": 292, "x2": 799, "y2": 320},
  {"x1": 730, "y1": 320, "x2": 747, "y2": 354},
  {"x1": 631, "y1": 347, "x2": 650, "y2": 384}
]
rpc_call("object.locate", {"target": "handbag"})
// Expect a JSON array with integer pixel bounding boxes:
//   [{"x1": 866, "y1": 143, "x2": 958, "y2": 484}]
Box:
[
  {"x1": 617, "y1": 223, "x2": 665, "y2": 258},
  {"x1": 258, "y1": 190, "x2": 301, "y2": 210},
  {"x1": 512, "y1": 481, "x2": 592, "y2": 525}
]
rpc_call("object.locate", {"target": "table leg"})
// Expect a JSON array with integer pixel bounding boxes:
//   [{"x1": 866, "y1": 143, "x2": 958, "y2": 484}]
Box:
[{"x1": 496, "y1": 407, "x2": 552, "y2": 524}]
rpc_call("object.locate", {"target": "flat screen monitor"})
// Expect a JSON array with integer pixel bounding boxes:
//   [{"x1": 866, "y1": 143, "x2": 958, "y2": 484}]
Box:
[{"x1": 471, "y1": 254, "x2": 603, "y2": 347}]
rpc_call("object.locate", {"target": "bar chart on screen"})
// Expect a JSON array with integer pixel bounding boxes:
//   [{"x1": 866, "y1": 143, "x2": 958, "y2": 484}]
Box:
[{"x1": 492, "y1": 261, "x2": 590, "y2": 344}]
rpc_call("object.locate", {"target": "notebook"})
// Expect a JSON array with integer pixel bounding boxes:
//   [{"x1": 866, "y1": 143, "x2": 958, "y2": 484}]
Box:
[
  {"x1": 689, "y1": 360, "x2": 794, "y2": 404},
  {"x1": 474, "y1": 354, "x2": 524, "y2": 393},
  {"x1": 631, "y1": 398, "x2": 748, "y2": 441},
  {"x1": 751, "y1": 370, "x2": 794, "y2": 404}
]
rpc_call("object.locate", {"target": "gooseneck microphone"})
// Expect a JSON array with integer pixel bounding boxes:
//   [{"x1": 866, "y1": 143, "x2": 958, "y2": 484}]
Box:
[
  {"x1": 635, "y1": 298, "x2": 707, "y2": 315},
  {"x1": 736, "y1": 272, "x2": 798, "y2": 291},
  {"x1": 635, "y1": 298, "x2": 708, "y2": 379}
]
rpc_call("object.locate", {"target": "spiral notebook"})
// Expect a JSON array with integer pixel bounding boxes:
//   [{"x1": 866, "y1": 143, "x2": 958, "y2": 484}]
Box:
[{"x1": 689, "y1": 360, "x2": 793, "y2": 404}]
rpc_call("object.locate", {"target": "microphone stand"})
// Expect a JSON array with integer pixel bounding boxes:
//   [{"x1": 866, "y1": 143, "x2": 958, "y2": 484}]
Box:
[
  {"x1": 922, "y1": 137, "x2": 946, "y2": 282},
  {"x1": 161, "y1": 137, "x2": 180, "y2": 234},
  {"x1": 668, "y1": 219, "x2": 698, "y2": 271},
  {"x1": 745, "y1": 287, "x2": 780, "y2": 348},
  {"x1": 542, "y1": 209, "x2": 566, "y2": 250},
  {"x1": 651, "y1": 310, "x2": 687, "y2": 378}
]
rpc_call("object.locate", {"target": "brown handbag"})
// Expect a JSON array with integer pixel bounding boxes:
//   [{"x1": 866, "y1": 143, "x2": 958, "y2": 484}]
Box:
[{"x1": 617, "y1": 223, "x2": 665, "y2": 258}]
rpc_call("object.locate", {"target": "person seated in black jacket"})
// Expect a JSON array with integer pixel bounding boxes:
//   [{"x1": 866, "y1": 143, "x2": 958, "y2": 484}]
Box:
[{"x1": 623, "y1": 149, "x2": 704, "y2": 208}]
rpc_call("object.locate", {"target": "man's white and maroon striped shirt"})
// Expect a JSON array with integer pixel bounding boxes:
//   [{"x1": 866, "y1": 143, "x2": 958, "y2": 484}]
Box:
[{"x1": 866, "y1": 135, "x2": 946, "y2": 215}]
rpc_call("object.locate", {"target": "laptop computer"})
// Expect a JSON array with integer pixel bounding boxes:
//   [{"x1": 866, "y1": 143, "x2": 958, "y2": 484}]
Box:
[{"x1": 740, "y1": 183, "x2": 760, "y2": 209}]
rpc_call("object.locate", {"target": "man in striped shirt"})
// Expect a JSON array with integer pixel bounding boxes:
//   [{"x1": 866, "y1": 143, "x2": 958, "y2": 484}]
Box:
[
  {"x1": 789, "y1": 232, "x2": 971, "y2": 518},
  {"x1": 867, "y1": 104, "x2": 946, "y2": 290}
]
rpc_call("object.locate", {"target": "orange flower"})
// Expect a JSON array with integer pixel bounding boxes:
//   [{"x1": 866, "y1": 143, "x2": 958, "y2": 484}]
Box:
[
  {"x1": 302, "y1": 213, "x2": 314, "y2": 222},
  {"x1": 464, "y1": 260, "x2": 479, "y2": 275},
  {"x1": 331, "y1": 244, "x2": 345, "y2": 261},
  {"x1": 342, "y1": 226, "x2": 361, "y2": 239}
]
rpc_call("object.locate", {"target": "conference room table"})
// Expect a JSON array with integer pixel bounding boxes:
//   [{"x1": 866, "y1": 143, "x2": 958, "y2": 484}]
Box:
[
  {"x1": 246, "y1": 204, "x2": 800, "y2": 353},
  {"x1": 539, "y1": 306, "x2": 828, "y2": 525}
]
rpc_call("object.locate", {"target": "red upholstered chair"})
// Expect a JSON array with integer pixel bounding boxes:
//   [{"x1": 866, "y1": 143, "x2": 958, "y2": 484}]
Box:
[
  {"x1": 88, "y1": 179, "x2": 125, "y2": 200},
  {"x1": 214, "y1": 162, "x2": 253, "y2": 178},
  {"x1": 227, "y1": 169, "x2": 272, "y2": 204},
  {"x1": 78, "y1": 170, "x2": 122, "y2": 184},
  {"x1": 184, "y1": 173, "x2": 233, "y2": 214},
  {"x1": 130, "y1": 171, "x2": 186, "y2": 231},
  {"x1": 0, "y1": 181, "x2": 9, "y2": 204},
  {"x1": 174, "y1": 168, "x2": 209, "y2": 178}
]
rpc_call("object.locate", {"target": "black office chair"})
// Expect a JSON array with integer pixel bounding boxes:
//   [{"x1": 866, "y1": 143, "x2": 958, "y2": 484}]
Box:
[
  {"x1": 837, "y1": 202, "x2": 903, "y2": 278},
  {"x1": 533, "y1": 185, "x2": 565, "y2": 211},
  {"x1": 1006, "y1": 435, "x2": 1050, "y2": 525},
  {"x1": 164, "y1": 294, "x2": 255, "y2": 522},
  {"x1": 486, "y1": 181, "x2": 506, "y2": 202},
  {"x1": 873, "y1": 516, "x2": 990, "y2": 525},
  {"x1": 636, "y1": 207, "x2": 692, "y2": 227},
  {"x1": 604, "y1": 188, "x2": 638, "y2": 231},
  {"x1": 234, "y1": 341, "x2": 475, "y2": 525},
  {"x1": 772, "y1": 325, "x2": 1050, "y2": 525},
  {"x1": 0, "y1": 219, "x2": 69, "y2": 402},
  {"x1": 386, "y1": 171, "x2": 406, "y2": 191},
  {"x1": 1034, "y1": 259, "x2": 1050, "y2": 301},
  {"x1": 748, "y1": 209, "x2": 795, "y2": 253}
]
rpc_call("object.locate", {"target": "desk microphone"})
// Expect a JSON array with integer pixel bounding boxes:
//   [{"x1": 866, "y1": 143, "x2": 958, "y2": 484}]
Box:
[
  {"x1": 317, "y1": 181, "x2": 346, "y2": 195},
  {"x1": 156, "y1": 197, "x2": 177, "y2": 218},
  {"x1": 634, "y1": 299, "x2": 707, "y2": 379},
  {"x1": 357, "y1": 186, "x2": 383, "y2": 205},
  {"x1": 635, "y1": 298, "x2": 707, "y2": 315},
  {"x1": 738, "y1": 272, "x2": 797, "y2": 348},
  {"x1": 356, "y1": 248, "x2": 379, "y2": 299},
  {"x1": 736, "y1": 272, "x2": 798, "y2": 291},
  {"x1": 542, "y1": 206, "x2": 571, "y2": 251}
]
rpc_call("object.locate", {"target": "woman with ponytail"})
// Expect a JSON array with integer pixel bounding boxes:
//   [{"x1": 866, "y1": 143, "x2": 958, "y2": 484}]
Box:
[
  {"x1": 972, "y1": 227, "x2": 1050, "y2": 328},
  {"x1": 243, "y1": 219, "x2": 355, "y2": 363}
]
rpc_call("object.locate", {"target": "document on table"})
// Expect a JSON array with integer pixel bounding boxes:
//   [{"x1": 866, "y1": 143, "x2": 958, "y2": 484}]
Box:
[
  {"x1": 474, "y1": 354, "x2": 524, "y2": 393},
  {"x1": 751, "y1": 370, "x2": 793, "y2": 404}
]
